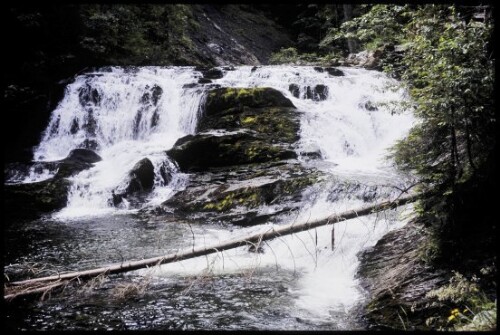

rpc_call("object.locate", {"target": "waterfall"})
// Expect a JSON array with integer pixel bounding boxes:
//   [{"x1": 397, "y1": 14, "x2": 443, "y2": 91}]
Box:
[
  {"x1": 31, "y1": 67, "x2": 206, "y2": 218},
  {"x1": 13, "y1": 66, "x2": 415, "y2": 326},
  {"x1": 20, "y1": 65, "x2": 413, "y2": 219}
]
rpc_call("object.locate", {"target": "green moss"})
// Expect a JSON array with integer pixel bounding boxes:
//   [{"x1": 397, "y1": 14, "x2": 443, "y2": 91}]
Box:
[
  {"x1": 203, "y1": 189, "x2": 262, "y2": 212},
  {"x1": 241, "y1": 115, "x2": 256, "y2": 124}
]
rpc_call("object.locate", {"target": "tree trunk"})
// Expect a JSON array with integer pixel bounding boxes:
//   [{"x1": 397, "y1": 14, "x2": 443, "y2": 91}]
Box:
[{"x1": 4, "y1": 192, "x2": 421, "y2": 301}]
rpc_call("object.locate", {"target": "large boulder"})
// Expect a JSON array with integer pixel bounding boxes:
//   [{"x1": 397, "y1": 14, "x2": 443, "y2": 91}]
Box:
[
  {"x1": 126, "y1": 158, "x2": 155, "y2": 193},
  {"x1": 199, "y1": 87, "x2": 300, "y2": 144},
  {"x1": 4, "y1": 148, "x2": 102, "y2": 219},
  {"x1": 160, "y1": 161, "x2": 322, "y2": 226},
  {"x1": 167, "y1": 132, "x2": 296, "y2": 172},
  {"x1": 197, "y1": 67, "x2": 224, "y2": 80},
  {"x1": 150, "y1": 85, "x2": 319, "y2": 227},
  {"x1": 55, "y1": 148, "x2": 102, "y2": 178},
  {"x1": 4, "y1": 178, "x2": 71, "y2": 220},
  {"x1": 109, "y1": 158, "x2": 155, "y2": 207},
  {"x1": 64, "y1": 148, "x2": 102, "y2": 164},
  {"x1": 167, "y1": 86, "x2": 300, "y2": 172},
  {"x1": 203, "y1": 87, "x2": 295, "y2": 116}
]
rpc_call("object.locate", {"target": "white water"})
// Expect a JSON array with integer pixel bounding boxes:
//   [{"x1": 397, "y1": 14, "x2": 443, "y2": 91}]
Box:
[
  {"x1": 31, "y1": 67, "x2": 205, "y2": 218},
  {"x1": 23, "y1": 65, "x2": 415, "y2": 328}
]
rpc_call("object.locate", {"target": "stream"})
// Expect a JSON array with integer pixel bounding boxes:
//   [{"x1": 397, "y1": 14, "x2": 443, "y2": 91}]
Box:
[{"x1": 4, "y1": 65, "x2": 415, "y2": 330}]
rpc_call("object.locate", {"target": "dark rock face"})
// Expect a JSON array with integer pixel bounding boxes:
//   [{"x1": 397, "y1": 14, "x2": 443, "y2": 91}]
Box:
[
  {"x1": 199, "y1": 67, "x2": 224, "y2": 80},
  {"x1": 325, "y1": 67, "x2": 345, "y2": 76},
  {"x1": 289, "y1": 84, "x2": 300, "y2": 98},
  {"x1": 4, "y1": 178, "x2": 71, "y2": 220},
  {"x1": 55, "y1": 149, "x2": 102, "y2": 178},
  {"x1": 203, "y1": 87, "x2": 295, "y2": 116},
  {"x1": 289, "y1": 84, "x2": 328, "y2": 101},
  {"x1": 65, "y1": 148, "x2": 102, "y2": 164},
  {"x1": 4, "y1": 148, "x2": 103, "y2": 219},
  {"x1": 356, "y1": 221, "x2": 449, "y2": 330},
  {"x1": 126, "y1": 158, "x2": 155, "y2": 193},
  {"x1": 190, "y1": 5, "x2": 293, "y2": 66},
  {"x1": 156, "y1": 86, "x2": 321, "y2": 226},
  {"x1": 168, "y1": 132, "x2": 297, "y2": 172}
]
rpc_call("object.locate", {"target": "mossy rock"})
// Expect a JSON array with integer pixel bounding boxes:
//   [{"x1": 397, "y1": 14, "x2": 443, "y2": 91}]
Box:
[
  {"x1": 157, "y1": 160, "x2": 323, "y2": 226},
  {"x1": 4, "y1": 178, "x2": 71, "y2": 219},
  {"x1": 199, "y1": 87, "x2": 300, "y2": 143},
  {"x1": 167, "y1": 132, "x2": 297, "y2": 172},
  {"x1": 201, "y1": 175, "x2": 318, "y2": 213},
  {"x1": 164, "y1": 170, "x2": 319, "y2": 216},
  {"x1": 204, "y1": 87, "x2": 295, "y2": 116}
]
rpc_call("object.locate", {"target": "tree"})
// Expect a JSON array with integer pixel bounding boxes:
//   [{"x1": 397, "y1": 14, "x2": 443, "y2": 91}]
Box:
[{"x1": 322, "y1": 4, "x2": 496, "y2": 263}]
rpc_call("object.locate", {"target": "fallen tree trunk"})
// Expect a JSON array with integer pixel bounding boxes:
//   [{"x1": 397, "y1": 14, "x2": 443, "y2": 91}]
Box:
[{"x1": 4, "y1": 192, "x2": 420, "y2": 300}]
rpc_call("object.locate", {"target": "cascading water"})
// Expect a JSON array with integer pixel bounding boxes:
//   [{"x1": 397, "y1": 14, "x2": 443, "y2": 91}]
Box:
[
  {"x1": 30, "y1": 67, "x2": 206, "y2": 217},
  {"x1": 5, "y1": 66, "x2": 416, "y2": 330}
]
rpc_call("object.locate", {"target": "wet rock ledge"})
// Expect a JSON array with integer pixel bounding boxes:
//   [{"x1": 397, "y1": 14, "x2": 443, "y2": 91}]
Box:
[
  {"x1": 159, "y1": 87, "x2": 323, "y2": 226},
  {"x1": 356, "y1": 220, "x2": 449, "y2": 330}
]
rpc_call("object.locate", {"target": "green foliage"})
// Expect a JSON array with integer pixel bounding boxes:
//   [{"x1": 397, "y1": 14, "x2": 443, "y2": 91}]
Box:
[
  {"x1": 426, "y1": 271, "x2": 497, "y2": 331},
  {"x1": 79, "y1": 4, "x2": 196, "y2": 65},
  {"x1": 330, "y1": 4, "x2": 495, "y2": 272},
  {"x1": 393, "y1": 6, "x2": 495, "y2": 190},
  {"x1": 269, "y1": 47, "x2": 341, "y2": 65},
  {"x1": 269, "y1": 47, "x2": 299, "y2": 64},
  {"x1": 320, "y1": 5, "x2": 410, "y2": 52}
]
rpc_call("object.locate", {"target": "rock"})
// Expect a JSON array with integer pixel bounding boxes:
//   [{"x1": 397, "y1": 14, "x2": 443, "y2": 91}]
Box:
[
  {"x1": 109, "y1": 158, "x2": 156, "y2": 207},
  {"x1": 300, "y1": 150, "x2": 322, "y2": 160},
  {"x1": 289, "y1": 84, "x2": 329, "y2": 101},
  {"x1": 288, "y1": 84, "x2": 300, "y2": 98},
  {"x1": 356, "y1": 221, "x2": 449, "y2": 330},
  {"x1": 204, "y1": 87, "x2": 295, "y2": 116},
  {"x1": 201, "y1": 67, "x2": 224, "y2": 79},
  {"x1": 198, "y1": 78, "x2": 212, "y2": 84},
  {"x1": 313, "y1": 66, "x2": 324, "y2": 73},
  {"x1": 126, "y1": 158, "x2": 155, "y2": 193},
  {"x1": 4, "y1": 148, "x2": 102, "y2": 217},
  {"x1": 65, "y1": 148, "x2": 102, "y2": 164},
  {"x1": 159, "y1": 161, "x2": 322, "y2": 226},
  {"x1": 167, "y1": 132, "x2": 297, "y2": 172},
  {"x1": 325, "y1": 67, "x2": 344, "y2": 76},
  {"x1": 199, "y1": 87, "x2": 300, "y2": 144},
  {"x1": 4, "y1": 178, "x2": 71, "y2": 219},
  {"x1": 313, "y1": 84, "x2": 328, "y2": 101},
  {"x1": 364, "y1": 101, "x2": 378, "y2": 111},
  {"x1": 150, "y1": 84, "x2": 316, "y2": 227},
  {"x1": 55, "y1": 148, "x2": 102, "y2": 178}
]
